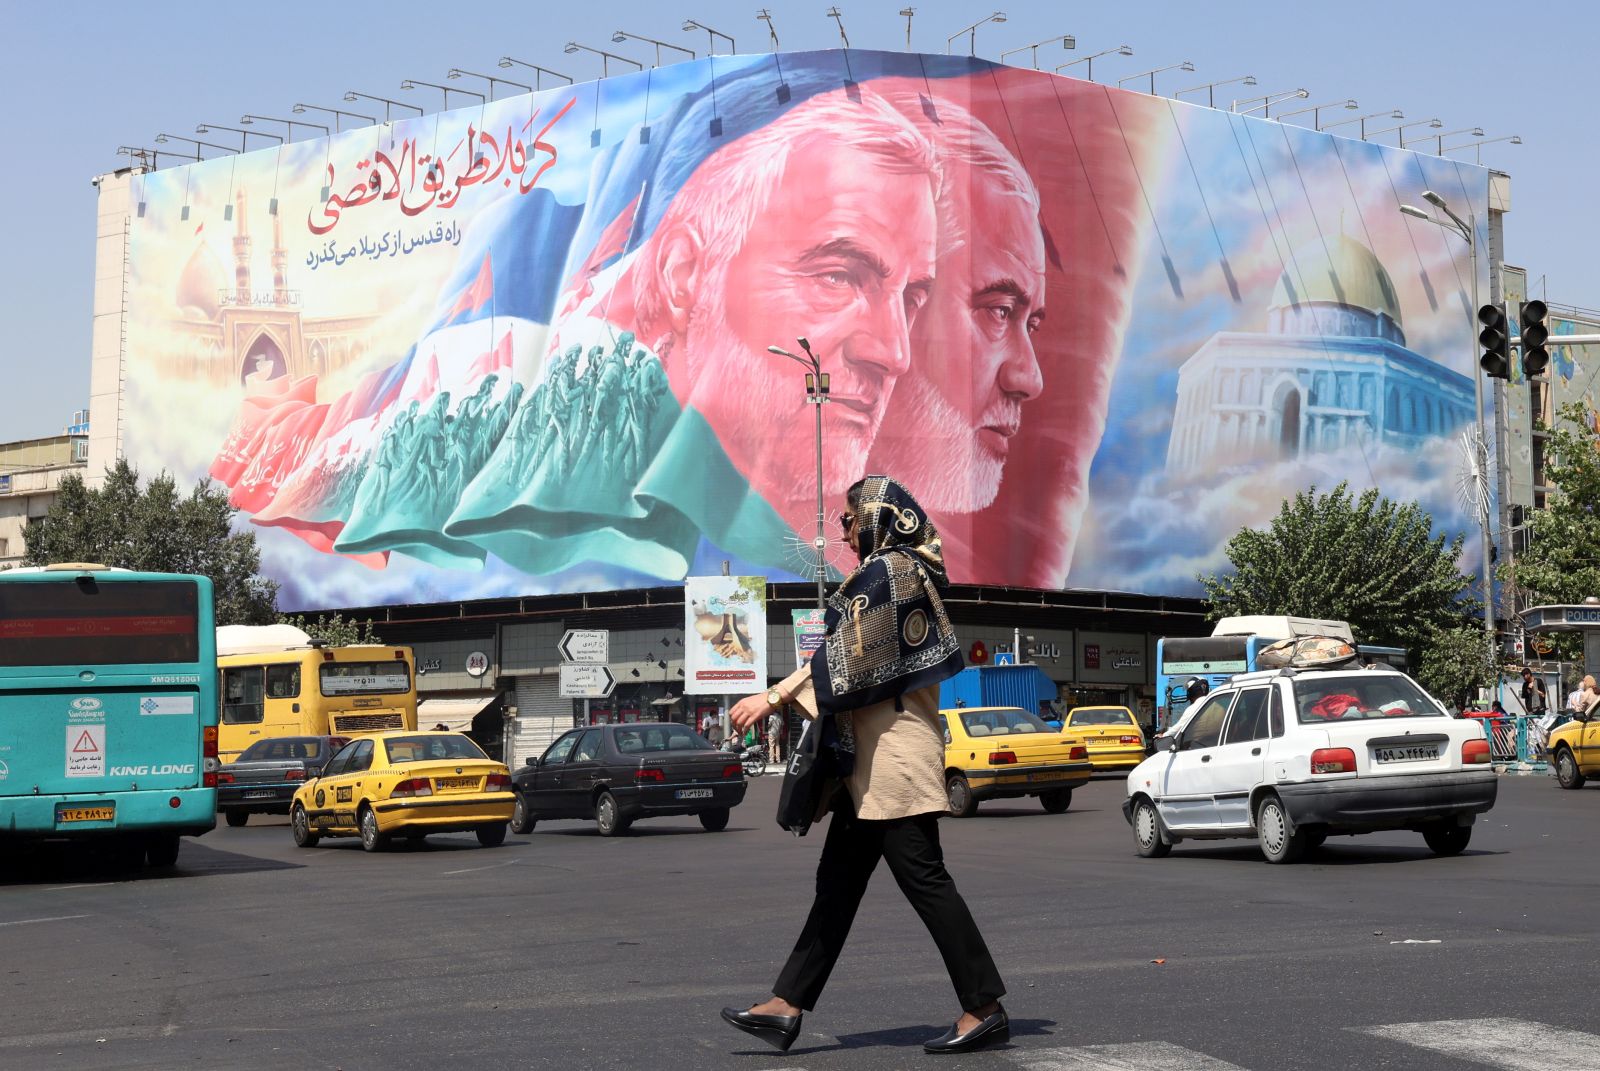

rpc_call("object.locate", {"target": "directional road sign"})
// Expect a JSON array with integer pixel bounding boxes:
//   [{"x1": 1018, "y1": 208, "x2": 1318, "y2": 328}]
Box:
[
  {"x1": 559, "y1": 629, "x2": 610, "y2": 664},
  {"x1": 559, "y1": 664, "x2": 617, "y2": 699}
]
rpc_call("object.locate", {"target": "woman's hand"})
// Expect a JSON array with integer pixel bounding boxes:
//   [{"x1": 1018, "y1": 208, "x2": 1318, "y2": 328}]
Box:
[{"x1": 730, "y1": 693, "x2": 772, "y2": 733}]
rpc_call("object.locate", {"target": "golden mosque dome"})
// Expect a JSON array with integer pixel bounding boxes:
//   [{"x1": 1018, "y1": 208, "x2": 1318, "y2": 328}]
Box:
[
  {"x1": 175, "y1": 240, "x2": 227, "y2": 319},
  {"x1": 1268, "y1": 233, "x2": 1403, "y2": 328}
]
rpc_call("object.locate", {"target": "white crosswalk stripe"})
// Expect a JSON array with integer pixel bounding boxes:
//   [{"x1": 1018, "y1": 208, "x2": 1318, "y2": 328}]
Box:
[
  {"x1": 1360, "y1": 1018, "x2": 1600, "y2": 1071},
  {"x1": 1015, "y1": 1041, "x2": 1249, "y2": 1071}
]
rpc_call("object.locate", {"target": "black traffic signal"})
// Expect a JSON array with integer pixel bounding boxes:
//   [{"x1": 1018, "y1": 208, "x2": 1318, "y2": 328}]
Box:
[
  {"x1": 1477, "y1": 304, "x2": 1510, "y2": 379},
  {"x1": 1520, "y1": 300, "x2": 1550, "y2": 378}
]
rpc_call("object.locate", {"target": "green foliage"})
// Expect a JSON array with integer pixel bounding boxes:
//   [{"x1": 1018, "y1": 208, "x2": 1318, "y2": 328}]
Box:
[
  {"x1": 1503, "y1": 402, "x2": 1600, "y2": 609},
  {"x1": 23, "y1": 459, "x2": 279, "y2": 625},
  {"x1": 1200, "y1": 482, "x2": 1477, "y2": 654},
  {"x1": 1416, "y1": 626, "x2": 1498, "y2": 712},
  {"x1": 280, "y1": 611, "x2": 381, "y2": 648}
]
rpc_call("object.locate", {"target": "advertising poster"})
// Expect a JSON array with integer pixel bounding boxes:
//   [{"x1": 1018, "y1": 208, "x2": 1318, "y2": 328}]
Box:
[
  {"x1": 121, "y1": 49, "x2": 1490, "y2": 610},
  {"x1": 792, "y1": 608, "x2": 828, "y2": 670},
  {"x1": 684, "y1": 576, "x2": 767, "y2": 695}
]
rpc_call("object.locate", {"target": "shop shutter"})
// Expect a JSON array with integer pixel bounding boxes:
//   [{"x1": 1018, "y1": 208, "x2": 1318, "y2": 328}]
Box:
[{"x1": 510, "y1": 674, "x2": 570, "y2": 768}]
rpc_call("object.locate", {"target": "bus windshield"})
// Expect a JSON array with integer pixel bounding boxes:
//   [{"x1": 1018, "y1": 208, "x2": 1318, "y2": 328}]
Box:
[
  {"x1": 0, "y1": 578, "x2": 198, "y2": 666},
  {"x1": 319, "y1": 661, "x2": 410, "y2": 697}
]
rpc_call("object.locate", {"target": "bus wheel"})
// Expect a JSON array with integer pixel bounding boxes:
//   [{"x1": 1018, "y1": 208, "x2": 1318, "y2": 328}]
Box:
[
  {"x1": 224, "y1": 809, "x2": 249, "y2": 828},
  {"x1": 145, "y1": 834, "x2": 180, "y2": 868},
  {"x1": 291, "y1": 805, "x2": 320, "y2": 848}
]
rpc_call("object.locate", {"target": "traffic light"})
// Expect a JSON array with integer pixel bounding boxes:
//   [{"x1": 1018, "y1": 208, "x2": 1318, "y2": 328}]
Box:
[
  {"x1": 1477, "y1": 303, "x2": 1510, "y2": 379},
  {"x1": 1520, "y1": 300, "x2": 1550, "y2": 378}
]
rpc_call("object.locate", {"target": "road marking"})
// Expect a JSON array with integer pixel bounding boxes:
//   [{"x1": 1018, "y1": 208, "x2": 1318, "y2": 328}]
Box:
[
  {"x1": 1361, "y1": 1018, "x2": 1600, "y2": 1071},
  {"x1": 442, "y1": 859, "x2": 520, "y2": 876},
  {"x1": 0, "y1": 914, "x2": 92, "y2": 928},
  {"x1": 1016, "y1": 1041, "x2": 1248, "y2": 1070}
]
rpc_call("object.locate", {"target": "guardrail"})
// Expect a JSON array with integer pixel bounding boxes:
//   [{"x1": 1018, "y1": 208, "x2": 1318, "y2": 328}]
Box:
[{"x1": 1463, "y1": 714, "x2": 1550, "y2": 772}]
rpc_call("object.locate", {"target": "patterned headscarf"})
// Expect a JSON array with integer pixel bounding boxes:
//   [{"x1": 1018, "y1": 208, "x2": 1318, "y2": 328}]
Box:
[{"x1": 810, "y1": 477, "x2": 965, "y2": 772}]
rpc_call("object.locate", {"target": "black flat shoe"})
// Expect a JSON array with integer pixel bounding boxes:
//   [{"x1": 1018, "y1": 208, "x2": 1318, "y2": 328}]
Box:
[
  {"x1": 720, "y1": 1007, "x2": 803, "y2": 1052},
  {"x1": 923, "y1": 1006, "x2": 1009, "y2": 1054}
]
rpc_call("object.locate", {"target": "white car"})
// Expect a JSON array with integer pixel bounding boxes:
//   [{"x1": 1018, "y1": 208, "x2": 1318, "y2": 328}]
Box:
[{"x1": 1123, "y1": 667, "x2": 1498, "y2": 863}]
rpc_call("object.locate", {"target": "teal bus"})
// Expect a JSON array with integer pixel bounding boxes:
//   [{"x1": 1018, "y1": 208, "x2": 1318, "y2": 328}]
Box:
[{"x1": 0, "y1": 564, "x2": 219, "y2": 867}]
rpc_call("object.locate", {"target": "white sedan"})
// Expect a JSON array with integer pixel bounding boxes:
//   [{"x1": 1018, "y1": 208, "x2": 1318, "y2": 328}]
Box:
[{"x1": 1124, "y1": 667, "x2": 1497, "y2": 863}]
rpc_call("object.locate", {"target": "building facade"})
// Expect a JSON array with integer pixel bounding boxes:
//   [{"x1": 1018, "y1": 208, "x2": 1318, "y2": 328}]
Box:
[{"x1": 0, "y1": 421, "x2": 88, "y2": 568}]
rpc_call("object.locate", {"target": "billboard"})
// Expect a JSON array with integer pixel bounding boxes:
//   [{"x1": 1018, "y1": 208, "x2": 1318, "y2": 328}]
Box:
[
  {"x1": 684, "y1": 576, "x2": 767, "y2": 694},
  {"x1": 120, "y1": 50, "x2": 1491, "y2": 610}
]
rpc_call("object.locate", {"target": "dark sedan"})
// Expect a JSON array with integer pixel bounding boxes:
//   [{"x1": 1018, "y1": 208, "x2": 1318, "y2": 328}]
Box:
[
  {"x1": 218, "y1": 735, "x2": 349, "y2": 826},
  {"x1": 511, "y1": 723, "x2": 747, "y2": 836}
]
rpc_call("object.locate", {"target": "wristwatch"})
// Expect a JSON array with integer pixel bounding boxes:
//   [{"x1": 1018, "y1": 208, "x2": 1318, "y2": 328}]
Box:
[{"x1": 766, "y1": 688, "x2": 784, "y2": 708}]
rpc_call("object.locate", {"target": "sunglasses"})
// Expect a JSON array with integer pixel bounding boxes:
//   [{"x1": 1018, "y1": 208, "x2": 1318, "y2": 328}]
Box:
[{"x1": 839, "y1": 513, "x2": 856, "y2": 534}]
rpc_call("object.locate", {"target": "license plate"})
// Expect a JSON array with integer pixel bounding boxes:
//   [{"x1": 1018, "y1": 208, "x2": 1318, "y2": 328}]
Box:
[
  {"x1": 244, "y1": 790, "x2": 276, "y2": 799},
  {"x1": 1375, "y1": 745, "x2": 1438, "y2": 763},
  {"x1": 59, "y1": 807, "x2": 114, "y2": 823},
  {"x1": 675, "y1": 788, "x2": 713, "y2": 800},
  {"x1": 435, "y1": 776, "x2": 479, "y2": 791}
]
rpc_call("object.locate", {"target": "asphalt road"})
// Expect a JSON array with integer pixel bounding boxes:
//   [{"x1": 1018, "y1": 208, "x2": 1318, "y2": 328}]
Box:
[{"x1": 1, "y1": 772, "x2": 1595, "y2": 1071}]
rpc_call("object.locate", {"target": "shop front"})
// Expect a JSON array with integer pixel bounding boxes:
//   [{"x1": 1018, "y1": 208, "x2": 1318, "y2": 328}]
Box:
[{"x1": 1067, "y1": 632, "x2": 1154, "y2": 728}]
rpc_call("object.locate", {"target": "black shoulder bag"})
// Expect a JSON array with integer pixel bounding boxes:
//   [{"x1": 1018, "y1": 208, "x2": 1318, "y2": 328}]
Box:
[{"x1": 775, "y1": 718, "x2": 838, "y2": 837}]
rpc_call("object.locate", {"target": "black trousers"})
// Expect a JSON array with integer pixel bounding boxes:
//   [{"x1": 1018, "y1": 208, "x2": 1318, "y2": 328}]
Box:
[{"x1": 773, "y1": 805, "x2": 1005, "y2": 1012}]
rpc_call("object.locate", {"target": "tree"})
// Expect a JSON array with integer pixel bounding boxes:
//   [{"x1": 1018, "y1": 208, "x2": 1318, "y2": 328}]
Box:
[
  {"x1": 1200, "y1": 482, "x2": 1478, "y2": 654},
  {"x1": 24, "y1": 459, "x2": 279, "y2": 625},
  {"x1": 1503, "y1": 402, "x2": 1600, "y2": 608},
  {"x1": 1416, "y1": 626, "x2": 1499, "y2": 712},
  {"x1": 280, "y1": 611, "x2": 381, "y2": 647}
]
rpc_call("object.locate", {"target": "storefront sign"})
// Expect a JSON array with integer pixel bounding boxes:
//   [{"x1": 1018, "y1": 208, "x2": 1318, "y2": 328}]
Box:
[
  {"x1": 1084, "y1": 644, "x2": 1101, "y2": 670},
  {"x1": 792, "y1": 609, "x2": 827, "y2": 670},
  {"x1": 465, "y1": 651, "x2": 490, "y2": 678}
]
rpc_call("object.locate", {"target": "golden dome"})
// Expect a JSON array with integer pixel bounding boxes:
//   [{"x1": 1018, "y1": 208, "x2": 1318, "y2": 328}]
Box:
[
  {"x1": 175, "y1": 240, "x2": 226, "y2": 319},
  {"x1": 1268, "y1": 233, "x2": 1402, "y2": 327}
]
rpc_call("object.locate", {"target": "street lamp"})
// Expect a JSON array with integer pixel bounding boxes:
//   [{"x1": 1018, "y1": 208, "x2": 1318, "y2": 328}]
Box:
[
  {"x1": 197, "y1": 122, "x2": 279, "y2": 150},
  {"x1": 156, "y1": 133, "x2": 238, "y2": 159},
  {"x1": 497, "y1": 57, "x2": 574, "y2": 90},
  {"x1": 682, "y1": 18, "x2": 735, "y2": 55},
  {"x1": 401, "y1": 78, "x2": 484, "y2": 107},
  {"x1": 1369, "y1": 117, "x2": 1440, "y2": 144},
  {"x1": 1322, "y1": 108, "x2": 1403, "y2": 141},
  {"x1": 825, "y1": 7, "x2": 850, "y2": 48},
  {"x1": 947, "y1": 11, "x2": 1006, "y2": 55},
  {"x1": 343, "y1": 90, "x2": 424, "y2": 122},
  {"x1": 613, "y1": 30, "x2": 695, "y2": 65},
  {"x1": 1173, "y1": 74, "x2": 1255, "y2": 109},
  {"x1": 563, "y1": 41, "x2": 645, "y2": 76},
  {"x1": 1118, "y1": 60, "x2": 1195, "y2": 95},
  {"x1": 240, "y1": 114, "x2": 329, "y2": 140},
  {"x1": 756, "y1": 9, "x2": 780, "y2": 51},
  {"x1": 1408, "y1": 125, "x2": 1483, "y2": 154},
  {"x1": 1231, "y1": 88, "x2": 1308, "y2": 117},
  {"x1": 294, "y1": 102, "x2": 377, "y2": 132},
  {"x1": 448, "y1": 68, "x2": 531, "y2": 98},
  {"x1": 1055, "y1": 44, "x2": 1133, "y2": 82},
  {"x1": 1274, "y1": 98, "x2": 1358, "y2": 130},
  {"x1": 767, "y1": 340, "x2": 831, "y2": 609},
  {"x1": 1000, "y1": 34, "x2": 1074, "y2": 70},
  {"x1": 1398, "y1": 191, "x2": 1496, "y2": 667},
  {"x1": 1442, "y1": 133, "x2": 1522, "y2": 165}
]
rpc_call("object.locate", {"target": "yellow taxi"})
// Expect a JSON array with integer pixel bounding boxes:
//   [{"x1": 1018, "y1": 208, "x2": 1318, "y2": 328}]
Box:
[
  {"x1": 289, "y1": 731, "x2": 515, "y2": 852},
  {"x1": 1550, "y1": 711, "x2": 1600, "y2": 789},
  {"x1": 1061, "y1": 706, "x2": 1148, "y2": 771},
  {"x1": 938, "y1": 706, "x2": 1093, "y2": 817}
]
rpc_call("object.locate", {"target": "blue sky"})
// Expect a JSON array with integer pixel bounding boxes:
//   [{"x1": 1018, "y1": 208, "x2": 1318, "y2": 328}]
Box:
[{"x1": 0, "y1": 0, "x2": 1588, "y2": 443}]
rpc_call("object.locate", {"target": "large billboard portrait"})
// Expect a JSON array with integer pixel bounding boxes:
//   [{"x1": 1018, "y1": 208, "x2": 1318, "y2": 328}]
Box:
[{"x1": 121, "y1": 49, "x2": 1490, "y2": 610}]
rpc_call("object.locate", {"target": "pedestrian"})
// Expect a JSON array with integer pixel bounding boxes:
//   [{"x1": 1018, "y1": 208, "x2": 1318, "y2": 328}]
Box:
[
  {"x1": 720, "y1": 475, "x2": 1007, "y2": 1056},
  {"x1": 767, "y1": 706, "x2": 784, "y2": 767},
  {"x1": 1567, "y1": 676, "x2": 1586, "y2": 717},
  {"x1": 1520, "y1": 668, "x2": 1548, "y2": 721}
]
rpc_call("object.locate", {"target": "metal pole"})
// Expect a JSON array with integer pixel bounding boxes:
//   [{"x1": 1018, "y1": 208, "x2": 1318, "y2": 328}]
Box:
[
  {"x1": 814, "y1": 375, "x2": 827, "y2": 610},
  {"x1": 1469, "y1": 221, "x2": 1497, "y2": 671}
]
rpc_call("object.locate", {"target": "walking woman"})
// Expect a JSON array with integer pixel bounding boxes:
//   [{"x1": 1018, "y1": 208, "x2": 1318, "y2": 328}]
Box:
[{"x1": 720, "y1": 476, "x2": 1007, "y2": 1055}]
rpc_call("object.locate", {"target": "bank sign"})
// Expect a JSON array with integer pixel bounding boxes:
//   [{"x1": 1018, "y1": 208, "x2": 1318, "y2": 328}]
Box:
[{"x1": 121, "y1": 49, "x2": 1488, "y2": 611}]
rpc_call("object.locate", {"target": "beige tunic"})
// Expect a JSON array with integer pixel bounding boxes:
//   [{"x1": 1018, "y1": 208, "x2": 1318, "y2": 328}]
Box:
[{"x1": 779, "y1": 666, "x2": 949, "y2": 821}]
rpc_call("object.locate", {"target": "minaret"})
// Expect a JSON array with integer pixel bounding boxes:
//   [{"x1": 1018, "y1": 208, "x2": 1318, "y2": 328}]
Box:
[
  {"x1": 232, "y1": 188, "x2": 252, "y2": 304},
  {"x1": 270, "y1": 209, "x2": 289, "y2": 305}
]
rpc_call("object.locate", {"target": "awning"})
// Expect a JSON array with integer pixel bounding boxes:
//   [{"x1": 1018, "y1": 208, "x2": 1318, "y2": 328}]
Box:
[
  {"x1": 650, "y1": 696, "x2": 683, "y2": 707},
  {"x1": 418, "y1": 696, "x2": 499, "y2": 733}
]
